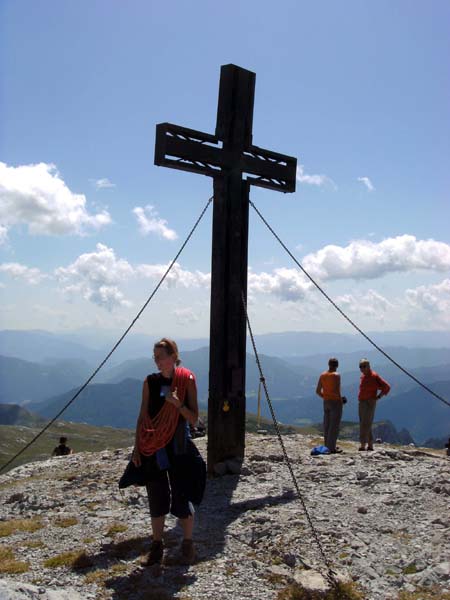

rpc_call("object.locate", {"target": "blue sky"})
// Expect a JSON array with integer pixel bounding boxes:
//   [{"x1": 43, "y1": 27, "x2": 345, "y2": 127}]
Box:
[{"x1": 1, "y1": 0, "x2": 449, "y2": 338}]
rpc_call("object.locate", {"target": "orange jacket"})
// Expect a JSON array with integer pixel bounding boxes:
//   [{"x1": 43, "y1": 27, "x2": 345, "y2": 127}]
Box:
[{"x1": 358, "y1": 370, "x2": 390, "y2": 401}]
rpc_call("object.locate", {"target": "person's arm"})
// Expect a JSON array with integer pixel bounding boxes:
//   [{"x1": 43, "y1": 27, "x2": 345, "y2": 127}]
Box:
[
  {"x1": 376, "y1": 375, "x2": 391, "y2": 399},
  {"x1": 166, "y1": 377, "x2": 199, "y2": 426},
  {"x1": 315, "y1": 375, "x2": 323, "y2": 398},
  {"x1": 132, "y1": 380, "x2": 149, "y2": 466}
]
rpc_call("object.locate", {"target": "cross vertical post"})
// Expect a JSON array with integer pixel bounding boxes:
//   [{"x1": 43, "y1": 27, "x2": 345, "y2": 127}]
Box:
[{"x1": 154, "y1": 64, "x2": 297, "y2": 473}]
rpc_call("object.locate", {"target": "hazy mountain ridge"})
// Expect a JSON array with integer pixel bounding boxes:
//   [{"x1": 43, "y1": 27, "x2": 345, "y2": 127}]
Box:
[
  {"x1": 0, "y1": 403, "x2": 46, "y2": 427},
  {"x1": 28, "y1": 379, "x2": 143, "y2": 430},
  {"x1": 0, "y1": 354, "x2": 93, "y2": 405},
  {"x1": 2, "y1": 329, "x2": 450, "y2": 444},
  {"x1": 3, "y1": 328, "x2": 450, "y2": 365}
]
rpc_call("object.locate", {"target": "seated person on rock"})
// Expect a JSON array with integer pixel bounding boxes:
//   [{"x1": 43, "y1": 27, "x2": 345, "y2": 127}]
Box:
[{"x1": 52, "y1": 436, "x2": 73, "y2": 457}]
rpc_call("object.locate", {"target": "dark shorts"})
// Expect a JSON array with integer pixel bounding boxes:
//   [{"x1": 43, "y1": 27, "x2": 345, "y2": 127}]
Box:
[{"x1": 145, "y1": 468, "x2": 193, "y2": 519}]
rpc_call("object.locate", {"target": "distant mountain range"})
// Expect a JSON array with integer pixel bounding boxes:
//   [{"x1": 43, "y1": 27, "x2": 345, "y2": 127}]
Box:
[
  {"x1": 28, "y1": 378, "x2": 143, "y2": 429},
  {"x1": 0, "y1": 403, "x2": 46, "y2": 427},
  {"x1": 0, "y1": 402, "x2": 417, "y2": 453},
  {"x1": 1, "y1": 328, "x2": 450, "y2": 444},
  {"x1": 24, "y1": 372, "x2": 450, "y2": 444},
  {"x1": 0, "y1": 354, "x2": 93, "y2": 405},
  {"x1": 2, "y1": 328, "x2": 450, "y2": 364}
]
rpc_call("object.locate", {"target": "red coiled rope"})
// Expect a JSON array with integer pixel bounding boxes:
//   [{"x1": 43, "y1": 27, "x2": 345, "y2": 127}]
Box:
[{"x1": 138, "y1": 367, "x2": 195, "y2": 456}]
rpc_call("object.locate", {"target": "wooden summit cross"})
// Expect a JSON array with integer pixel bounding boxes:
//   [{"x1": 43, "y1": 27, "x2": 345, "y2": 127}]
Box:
[{"x1": 154, "y1": 64, "x2": 297, "y2": 473}]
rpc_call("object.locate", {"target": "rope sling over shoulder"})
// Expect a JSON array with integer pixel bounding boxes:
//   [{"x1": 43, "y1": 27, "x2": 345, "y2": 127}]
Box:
[{"x1": 138, "y1": 366, "x2": 195, "y2": 456}]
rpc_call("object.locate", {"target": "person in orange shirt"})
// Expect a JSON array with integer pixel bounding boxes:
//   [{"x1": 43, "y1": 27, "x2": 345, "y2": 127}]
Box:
[
  {"x1": 316, "y1": 358, "x2": 344, "y2": 453},
  {"x1": 358, "y1": 359, "x2": 391, "y2": 451}
]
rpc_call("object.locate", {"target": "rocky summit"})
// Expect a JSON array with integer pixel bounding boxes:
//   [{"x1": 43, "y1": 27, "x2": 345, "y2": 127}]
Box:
[{"x1": 0, "y1": 434, "x2": 449, "y2": 600}]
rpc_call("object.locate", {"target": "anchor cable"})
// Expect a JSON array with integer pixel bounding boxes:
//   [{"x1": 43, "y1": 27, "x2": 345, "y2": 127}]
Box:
[
  {"x1": 242, "y1": 291, "x2": 339, "y2": 589},
  {"x1": 249, "y1": 198, "x2": 450, "y2": 410},
  {"x1": 0, "y1": 195, "x2": 213, "y2": 475}
]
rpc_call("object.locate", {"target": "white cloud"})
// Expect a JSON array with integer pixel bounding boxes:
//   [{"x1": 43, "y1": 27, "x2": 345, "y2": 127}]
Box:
[
  {"x1": 0, "y1": 162, "x2": 111, "y2": 238},
  {"x1": 55, "y1": 243, "x2": 134, "y2": 310},
  {"x1": 52, "y1": 246, "x2": 210, "y2": 311},
  {"x1": 93, "y1": 178, "x2": 116, "y2": 189},
  {"x1": 302, "y1": 235, "x2": 450, "y2": 281},
  {"x1": 336, "y1": 289, "x2": 393, "y2": 320},
  {"x1": 0, "y1": 225, "x2": 8, "y2": 245},
  {"x1": 0, "y1": 262, "x2": 47, "y2": 284},
  {"x1": 405, "y1": 279, "x2": 450, "y2": 315},
  {"x1": 248, "y1": 267, "x2": 312, "y2": 301},
  {"x1": 358, "y1": 176, "x2": 375, "y2": 192},
  {"x1": 173, "y1": 307, "x2": 200, "y2": 325},
  {"x1": 133, "y1": 205, "x2": 178, "y2": 240},
  {"x1": 136, "y1": 262, "x2": 210, "y2": 288},
  {"x1": 296, "y1": 165, "x2": 335, "y2": 188}
]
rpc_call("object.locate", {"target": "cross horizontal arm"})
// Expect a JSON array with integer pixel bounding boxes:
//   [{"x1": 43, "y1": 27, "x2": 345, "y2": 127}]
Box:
[
  {"x1": 155, "y1": 123, "x2": 297, "y2": 192},
  {"x1": 242, "y1": 145, "x2": 297, "y2": 192},
  {"x1": 155, "y1": 123, "x2": 223, "y2": 178}
]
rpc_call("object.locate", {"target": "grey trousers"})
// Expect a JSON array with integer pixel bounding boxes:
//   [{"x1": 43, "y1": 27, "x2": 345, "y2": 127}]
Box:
[
  {"x1": 323, "y1": 400, "x2": 343, "y2": 451},
  {"x1": 358, "y1": 398, "x2": 377, "y2": 446}
]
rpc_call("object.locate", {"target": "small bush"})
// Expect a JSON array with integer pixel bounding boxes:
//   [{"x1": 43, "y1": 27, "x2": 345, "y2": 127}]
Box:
[
  {"x1": 23, "y1": 540, "x2": 45, "y2": 549},
  {"x1": 0, "y1": 518, "x2": 43, "y2": 537},
  {"x1": 84, "y1": 563, "x2": 127, "y2": 586},
  {"x1": 72, "y1": 552, "x2": 94, "y2": 570},
  {"x1": 109, "y1": 537, "x2": 147, "y2": 559},
  {"x1": 84, "y1": 569, "x2": 108, "y2": 585},
  {"x1": 54, "y1": 516, "x2": 78, "y2": 528},
  {"x1": 402, "y1": 564, "x2": 418, "y2": 575},
  {"x1": 0, "y1": 545, "x2": 29, "y2": 574},
  {"x1": 106, "y1": 523, "x2": 128, "y2": 537},
  {"x1": 277, "y1": 581, "x2": 365, "y2": 600},
  {"x1": 44, "y1": 550, "x2": 93, "y2": 570}
]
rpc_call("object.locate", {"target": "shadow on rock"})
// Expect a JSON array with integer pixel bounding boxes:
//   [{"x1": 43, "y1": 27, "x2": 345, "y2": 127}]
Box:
[{"x1": 101, "y1": 473, "x2": 297, "y2": 599}]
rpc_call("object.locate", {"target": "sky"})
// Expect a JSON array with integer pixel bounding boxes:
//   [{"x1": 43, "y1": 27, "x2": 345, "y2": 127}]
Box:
[{"x1": 1, "y1": 0, "x2": 449, "y2": 340}]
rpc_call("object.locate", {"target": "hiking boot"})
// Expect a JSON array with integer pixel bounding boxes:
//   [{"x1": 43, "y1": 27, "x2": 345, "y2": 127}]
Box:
[
  {"x1": 330, "y1": 448, "x2": 343, "y2": 454},
  {"x1": 358, "y1": 447, "x2": 366, "y2": 451},
  {"x1": 180, "y1": 539, "x2": 195, "y2": 565},
  {"x1": 367, "y1": 446, "x2": 374, "y2": 451},
  {"x1": 141, "y1": 540, "x2": 164, "y2": 566}
]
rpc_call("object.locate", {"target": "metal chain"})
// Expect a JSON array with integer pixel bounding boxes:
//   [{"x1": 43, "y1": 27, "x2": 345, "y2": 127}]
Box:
[
  {"x1": 249, "y1": 198, "x2": 450, "y2": 410},
  {"x1": 0, "y1": 196, "x2": 214, "y2": 475},
  {"x1": 241, "y1": 291, "x2": 339, "y2": 589}
]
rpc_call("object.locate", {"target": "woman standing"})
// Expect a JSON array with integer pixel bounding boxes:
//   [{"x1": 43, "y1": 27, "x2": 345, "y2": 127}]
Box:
[{"x1": 132, "y1": 338, "x2": 199, "y2": 566}]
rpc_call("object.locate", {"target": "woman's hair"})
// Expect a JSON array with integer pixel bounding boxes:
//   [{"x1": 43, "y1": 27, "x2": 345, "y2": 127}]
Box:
[{"x1": 153, "y1": 338, "x2": 181, "y2": 365}]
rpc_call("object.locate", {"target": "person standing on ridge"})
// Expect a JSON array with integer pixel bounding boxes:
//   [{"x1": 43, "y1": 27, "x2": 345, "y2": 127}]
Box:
[
  {"x1": 132, "y1": 338, "x2": 201, "y2": 566},
  {"x1": 316, "y1": 357, "x2": 344, "y2": 454},
  {"x1": 358, "y1": 359, "x2": 391, "y2": 451}
]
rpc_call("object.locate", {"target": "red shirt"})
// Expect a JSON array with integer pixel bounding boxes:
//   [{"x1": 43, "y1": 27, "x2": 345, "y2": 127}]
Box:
[{"x1": 358, "y1": 370, "x2": 390, "y2": 401}]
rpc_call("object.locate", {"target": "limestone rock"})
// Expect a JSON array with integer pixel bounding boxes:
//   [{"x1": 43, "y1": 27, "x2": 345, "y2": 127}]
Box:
[
  {"x1": 0, "y1": 434, "x2": 449, "y2": 600},
  {"x1": 0, "y1": 580, "x2": 88, "y2": 599}
]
